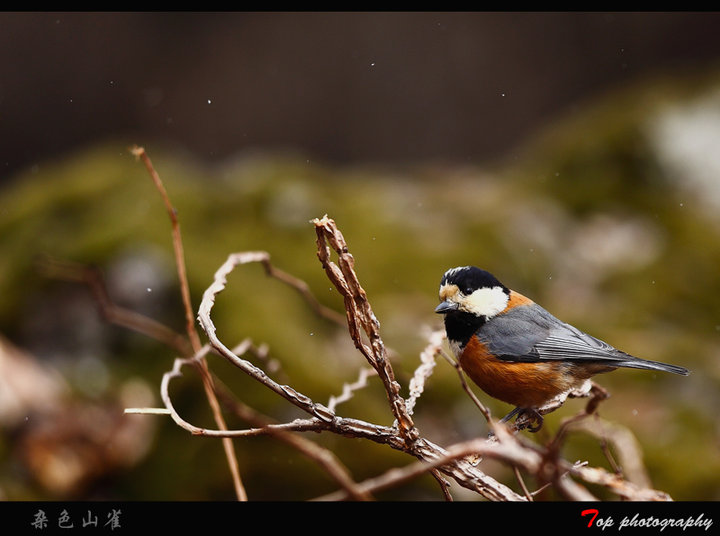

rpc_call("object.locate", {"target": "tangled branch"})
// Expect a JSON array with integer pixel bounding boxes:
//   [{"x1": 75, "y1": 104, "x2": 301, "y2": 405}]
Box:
[
  {"x1": 176, "y1": 212, "x2": 671, "y2": 501},
  {"x1": 50, "y1": 147, "x2": 677, "y2": 501}
]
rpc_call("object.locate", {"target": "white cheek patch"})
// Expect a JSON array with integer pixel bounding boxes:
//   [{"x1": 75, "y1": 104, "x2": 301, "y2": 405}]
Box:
[{"x1": 463, "y1": 286, "x2": 508, "y2": 318}]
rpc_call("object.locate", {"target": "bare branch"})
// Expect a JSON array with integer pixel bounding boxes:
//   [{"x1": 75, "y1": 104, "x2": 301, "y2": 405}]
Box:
[
  {"x1": 439, "y1": 346, "x2": 495, "y2": 433},
  {"x1": 316, "y1": 428, "x2": 532, "y2": 501},
  {"x1": 257, "y1": 259, "x2": 346, "y2": 326},
  {"x1": 130, "y1": 146, "x2": 202, "y2": 353},
  {"x1": 37, "y1": 256, "x2": 192, "y2": 356},
  {"x1": 406, "y1": 327, "x2": 444, "y2": 416},
  {"x1": 208, "y1": 361, "x2": 372, "y2": 501},
  {"x1": 196, "y1": 251, "x2": 336, "y2": 423},
  {"x1": 563, "y1": 415, "x2": 652, "y2": 488},
  {"x1": 568, "y1": 464, "x2": 671, "y2": 501},
  {"x1": 130, "y1": 145, "x2": 246, "y2": 501},
  {"x1": 313, "y1": 215, "x2": 417, "y2": 443},
  {"x1": 327, "y1": 367, "x2": 378, "y2": 413}
]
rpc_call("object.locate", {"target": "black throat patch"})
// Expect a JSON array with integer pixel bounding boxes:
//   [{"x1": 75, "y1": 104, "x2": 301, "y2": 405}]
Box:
[{"x1": 443, "y1": 310, "x2": 486, "y2": 348}]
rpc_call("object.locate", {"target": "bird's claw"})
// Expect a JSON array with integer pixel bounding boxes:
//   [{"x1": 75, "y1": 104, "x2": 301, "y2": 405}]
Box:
[
  {"x1": 520, "y1": 409, "x2": 544, "y2": 432},
  {"x1": 500, "y1": 407, "x2": 544, "y2": 433}
]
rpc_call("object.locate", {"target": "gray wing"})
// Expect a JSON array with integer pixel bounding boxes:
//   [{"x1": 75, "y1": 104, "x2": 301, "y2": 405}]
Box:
[
  {"x1": 478, "y1": 303, "x2": 689, "y2": 375},
  {"x1": 479, "y1": 304, "x2": 632, "y2": 364}
]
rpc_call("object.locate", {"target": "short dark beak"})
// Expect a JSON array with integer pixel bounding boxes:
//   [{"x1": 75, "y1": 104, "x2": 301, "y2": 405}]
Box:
[{"x1": 434, "y1": 300, "x2": 458, "y2": 314}]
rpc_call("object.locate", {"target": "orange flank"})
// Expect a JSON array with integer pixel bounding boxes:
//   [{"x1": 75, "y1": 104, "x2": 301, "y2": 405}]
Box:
[{"x1": 459, "y1": 335, "x2": 576, "y2": 408}]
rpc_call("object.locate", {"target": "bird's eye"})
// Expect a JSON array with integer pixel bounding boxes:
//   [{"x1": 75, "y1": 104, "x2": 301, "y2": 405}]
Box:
[{"x1": 463, "y1": 287, "x2": 474, "y2": 295}]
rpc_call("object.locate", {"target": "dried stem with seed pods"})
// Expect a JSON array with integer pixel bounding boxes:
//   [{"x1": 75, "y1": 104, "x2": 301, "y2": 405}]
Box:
[{"x1": 51, "y1": 147, "x2": 676, "y2": 501}]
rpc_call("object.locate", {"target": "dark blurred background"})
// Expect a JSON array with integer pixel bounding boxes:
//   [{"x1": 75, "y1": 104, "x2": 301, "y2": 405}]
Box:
[
  {"x1": 2, "y1": 12, "x2": 720, "y2": 503},
  {"x1": 3, "y1": 11, "x2": 720, "y2": 179}
]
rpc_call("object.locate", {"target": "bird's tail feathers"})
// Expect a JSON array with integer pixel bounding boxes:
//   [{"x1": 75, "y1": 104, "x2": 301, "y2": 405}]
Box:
[{"x1": 618, "y1": 357, "x2": 689, "y2": 376}]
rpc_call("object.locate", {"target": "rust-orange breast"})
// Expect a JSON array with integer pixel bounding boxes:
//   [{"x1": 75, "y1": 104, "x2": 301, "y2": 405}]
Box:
[{"x1": 459, "y1": 334, "x2": 576, "y2": 408}]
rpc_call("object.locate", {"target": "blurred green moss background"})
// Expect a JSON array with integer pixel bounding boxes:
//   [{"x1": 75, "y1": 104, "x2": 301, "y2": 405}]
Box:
[{"x1": 1, "y1": 72, "x2": 719, "y2": 501}]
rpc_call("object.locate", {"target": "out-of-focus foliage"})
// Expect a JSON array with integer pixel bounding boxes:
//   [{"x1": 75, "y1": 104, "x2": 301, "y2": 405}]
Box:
[{"x1": 1, "y1": 72, "x2": 719, "y2": 501}]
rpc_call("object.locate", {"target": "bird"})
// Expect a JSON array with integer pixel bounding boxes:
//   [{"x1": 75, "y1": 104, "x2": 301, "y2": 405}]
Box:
[{"x1": 434, "y1": 266, "x2": 689, "y2": 431}]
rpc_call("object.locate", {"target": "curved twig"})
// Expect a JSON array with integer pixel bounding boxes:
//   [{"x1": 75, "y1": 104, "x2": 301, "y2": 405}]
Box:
[{"x1": 196, "y1": 251, "x2": 336, "y2": 423}]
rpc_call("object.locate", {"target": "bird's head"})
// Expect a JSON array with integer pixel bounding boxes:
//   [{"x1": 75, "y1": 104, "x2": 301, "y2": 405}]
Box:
[{"x1": 435, "y1": 266, "x2": 510, "y2": 320}]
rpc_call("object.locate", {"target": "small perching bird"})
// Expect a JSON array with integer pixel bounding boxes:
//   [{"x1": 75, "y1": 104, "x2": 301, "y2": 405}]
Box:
[{"x1": 435, "y1": 266, "x2": 689, "y2": 430}]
